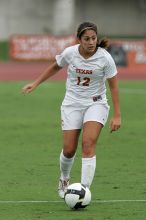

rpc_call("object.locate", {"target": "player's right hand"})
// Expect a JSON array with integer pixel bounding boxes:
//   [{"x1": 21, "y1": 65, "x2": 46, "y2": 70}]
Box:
[{"x1": 22, "y1": 83, "x2": 37, "y2": 94}]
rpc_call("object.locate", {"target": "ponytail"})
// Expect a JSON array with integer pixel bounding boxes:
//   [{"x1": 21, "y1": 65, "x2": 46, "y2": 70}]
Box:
[{"x1": 97, "y1": 37, "x2": 109, "y2": 49}]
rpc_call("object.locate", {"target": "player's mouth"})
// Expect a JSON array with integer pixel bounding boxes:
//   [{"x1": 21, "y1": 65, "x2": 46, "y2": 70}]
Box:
[{"x1": 88, "y1": 46, "x2": 96, "y2": 51}]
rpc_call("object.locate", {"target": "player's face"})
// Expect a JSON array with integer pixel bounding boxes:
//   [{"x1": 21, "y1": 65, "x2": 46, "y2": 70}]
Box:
[{"x1": 79, "y1": 30, "x2": 97, "y2": 54}]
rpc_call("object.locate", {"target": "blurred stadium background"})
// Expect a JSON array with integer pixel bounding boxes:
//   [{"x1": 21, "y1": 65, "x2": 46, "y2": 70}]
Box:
[
  {"x1": 0, "y1": 0, "x2": 146, "y2": 80},
  {"x1": 0, "y1": 1, "x2": 146, "y2": 220},
  {"x1": 1, "y1": 0, "x2": 146, "y2": 38}
]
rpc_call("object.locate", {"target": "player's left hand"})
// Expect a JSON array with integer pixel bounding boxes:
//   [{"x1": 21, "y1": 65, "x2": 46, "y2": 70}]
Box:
[{"x1": 109, "y1": 116, "x2": 121, "y2": 133}]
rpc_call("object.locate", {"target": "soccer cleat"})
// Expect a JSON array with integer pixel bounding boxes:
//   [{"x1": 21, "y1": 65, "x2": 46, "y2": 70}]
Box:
[{"x1": 58, "y1": 178, "x2": 69, "y2": 199}]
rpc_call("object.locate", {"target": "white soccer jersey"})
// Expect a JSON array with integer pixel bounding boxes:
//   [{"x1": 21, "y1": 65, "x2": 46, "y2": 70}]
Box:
[{"x1": 56, "y1": 44, "x2": 117, "y2": 107}]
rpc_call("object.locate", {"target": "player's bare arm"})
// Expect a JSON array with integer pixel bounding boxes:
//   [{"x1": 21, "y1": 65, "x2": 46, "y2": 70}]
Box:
[
  {"x1": 107, "y1": 75, "x2": 121, "y2": 132},
  {"x1": 22, "y1": 61, "x2": 62, "y2": 94}
]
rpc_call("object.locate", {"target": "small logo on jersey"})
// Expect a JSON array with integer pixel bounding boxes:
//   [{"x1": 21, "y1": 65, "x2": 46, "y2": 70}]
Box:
[
  {"x1": 71, "y1": 65, "x2": 76, "y2": 69},
  {"x1": 76, "y1": 68, "x2": 92, "y2": 75}
]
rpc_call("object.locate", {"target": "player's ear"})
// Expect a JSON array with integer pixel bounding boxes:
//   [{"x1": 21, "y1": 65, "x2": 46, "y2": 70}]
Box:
[{"x1": 76, "y1": 37, "x2": 81, "y2": 44}]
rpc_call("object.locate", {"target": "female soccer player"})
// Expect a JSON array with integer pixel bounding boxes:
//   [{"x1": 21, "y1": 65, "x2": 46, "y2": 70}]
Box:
[{"x1": 22, "y1": 22, "x2": 121, "y2": 199}]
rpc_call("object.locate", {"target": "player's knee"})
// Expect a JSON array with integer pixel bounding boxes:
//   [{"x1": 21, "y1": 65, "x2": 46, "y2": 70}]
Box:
[
  {"x1": 63, "y1": 146, "x2": 76, "y2": 158},
  {"x1": 82, "y1": 138, "x2": 96, "y2": 157}
]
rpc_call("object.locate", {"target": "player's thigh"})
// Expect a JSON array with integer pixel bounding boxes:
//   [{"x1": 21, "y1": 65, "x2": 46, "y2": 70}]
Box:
[
  {"x1": 82, "y1": 103, "x2": 109, "y2": 156},
  {"x1": 82, "y1": 121, "x2": 102, "y2": 157},
  {"x1": 82, "y1": 121, "x2": 102, "y2": 144}
]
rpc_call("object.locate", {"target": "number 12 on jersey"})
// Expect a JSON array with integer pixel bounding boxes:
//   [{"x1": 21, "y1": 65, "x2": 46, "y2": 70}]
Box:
[{"x1": 77, "y1": 77, "x2": 90, "y2": 86}]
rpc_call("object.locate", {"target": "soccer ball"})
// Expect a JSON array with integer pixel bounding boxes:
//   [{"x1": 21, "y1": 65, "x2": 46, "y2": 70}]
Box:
[{"x1": 64, "y1": 183, "x2": 91, "y2": 209}]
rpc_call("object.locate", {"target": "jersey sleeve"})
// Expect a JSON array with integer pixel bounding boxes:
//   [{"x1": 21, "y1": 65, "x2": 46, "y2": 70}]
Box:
[
  {"x1": 104, "y1": 53, "x2": 117, "y2": 79},
  {"x1": 55, "y1": 46, "x2": 74, "y2": 67}
]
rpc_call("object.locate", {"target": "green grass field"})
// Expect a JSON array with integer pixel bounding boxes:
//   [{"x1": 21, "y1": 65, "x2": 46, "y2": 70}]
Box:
[{"x1": 0, "y1": 80, "x2": 146, "y2": 220}]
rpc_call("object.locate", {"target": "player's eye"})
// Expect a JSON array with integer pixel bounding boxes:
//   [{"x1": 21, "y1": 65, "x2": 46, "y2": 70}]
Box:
[
  {"x1": 84, "y1": 37, "x2": 89, "y2": 41},
  {"x1": 83, "y1": 36, "x2": 97, "y2": 41}
]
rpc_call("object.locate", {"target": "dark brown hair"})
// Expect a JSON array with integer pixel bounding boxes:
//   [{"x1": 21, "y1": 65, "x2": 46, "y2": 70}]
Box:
[{"x1": 77, "y1": 22, "x2": 109, "y2": 49}]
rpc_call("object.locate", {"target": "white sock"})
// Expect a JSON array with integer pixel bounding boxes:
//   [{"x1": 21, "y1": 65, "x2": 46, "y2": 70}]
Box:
[
  {"x1": 60, "y1": 150, "x2": 75, "y2": 180},
  {"x1": 81, "y1": 156, "x2": 96, "y2": 188}
]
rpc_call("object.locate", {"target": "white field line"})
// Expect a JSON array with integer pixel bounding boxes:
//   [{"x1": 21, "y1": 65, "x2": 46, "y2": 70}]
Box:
[
  {"x1": 0, "y1": 200, "x2": 146, "y2": 204},
  {"x1": 120, "y1": 88, "x2": 146, "y2": 95}
]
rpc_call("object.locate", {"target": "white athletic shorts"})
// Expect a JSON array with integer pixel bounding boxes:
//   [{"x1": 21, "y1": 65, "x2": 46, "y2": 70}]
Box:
[{"x1": 61, "y1": 103, "x2": 110, "y2": 130}]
